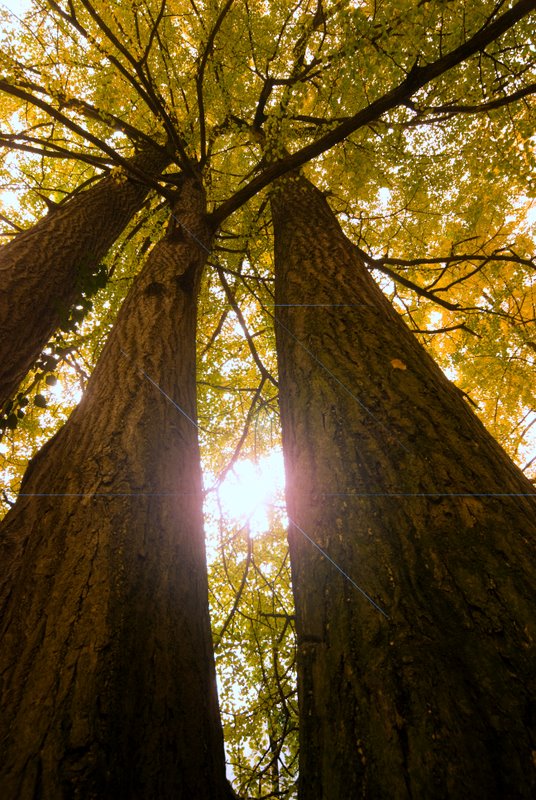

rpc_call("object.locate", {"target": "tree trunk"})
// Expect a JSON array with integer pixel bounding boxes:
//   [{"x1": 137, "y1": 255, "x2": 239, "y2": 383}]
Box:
[
  {"x1": 0, "y1": 146, "x2": 170, "y2": 411},
  {"x1": 271, "y1": 175, "x2": 536, "y2": 800},
  {"x1": 0, "y1": 178, "x2": 231, "y2": 799}
]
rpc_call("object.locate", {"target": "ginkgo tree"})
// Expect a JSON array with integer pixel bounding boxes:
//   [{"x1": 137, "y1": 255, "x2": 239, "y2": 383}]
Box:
[{"x1": 0, "y1": 1, "x2": 535, "y2": 798}]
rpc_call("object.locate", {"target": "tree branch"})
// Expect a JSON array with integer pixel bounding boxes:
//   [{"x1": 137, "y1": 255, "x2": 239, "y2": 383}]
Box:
[
  {"x1": 216, "y1": 266, "x2": 278, "y2": 388},
  {"x1": 357, "y1": 250, "x2": 463, "y2": 311},
  {"x1": 356, "y1": 246, "x2": 535, "y2": 311},
  {"x1": 0, "y1": 80, "x2": 144, "y2": 173},
  {"x1": 212, "y1": 0, "x2": 535, "y2": 224},
  {"x1": 405, "y1": 80, "x2": 536, "y2": 124},
  {"x1": 138, "y1": 0, "x2": 168, "y2": 68},
  {"x1": 0, "y1": 133, "x2": 110, "y2": 168},
  {"x1": 197, "y1": 0, "x2": 236, "y2": 164}
]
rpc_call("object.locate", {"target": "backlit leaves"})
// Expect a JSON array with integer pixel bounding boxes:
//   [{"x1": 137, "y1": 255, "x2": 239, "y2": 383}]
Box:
[{"x1": 0, "y1": 1, "x2": 535, "y2": 794}]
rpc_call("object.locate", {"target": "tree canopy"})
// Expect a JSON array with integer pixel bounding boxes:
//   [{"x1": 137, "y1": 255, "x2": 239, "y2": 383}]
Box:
[{"x1": 0, "y1": 1, "x2": 535, "y2": 796}]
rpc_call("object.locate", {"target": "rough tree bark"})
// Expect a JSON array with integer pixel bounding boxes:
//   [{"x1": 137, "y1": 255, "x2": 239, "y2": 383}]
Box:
[
  {"x1": 0, "y1": 146, "x2": 170, "y2": 411},
  {"x1": 271, "y1": 175, "x2": 536, "y2": 800},
  {"x1": 0, "y1": 177, "x2": 232, "y2": 799}
]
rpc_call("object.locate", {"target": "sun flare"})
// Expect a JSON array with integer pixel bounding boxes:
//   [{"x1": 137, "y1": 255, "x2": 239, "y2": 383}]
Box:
[{"x1": 209, "y1": 450, "x2": 286, "y2": 538}]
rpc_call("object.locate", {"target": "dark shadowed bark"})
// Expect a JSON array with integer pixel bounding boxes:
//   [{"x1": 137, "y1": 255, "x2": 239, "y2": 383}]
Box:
[
  {"x1": 271, "y1": 175, "x2": 536, "y2": 800},
  {"x1": 0, "y1": 178, "x2": 232, "y2": 799},
  {"x1": 0, "y1": 146, "x2": 170, "y2": 411}
]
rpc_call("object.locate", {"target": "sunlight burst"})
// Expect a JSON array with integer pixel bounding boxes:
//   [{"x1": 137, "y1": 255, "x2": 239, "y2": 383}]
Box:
[{"x1": 212, "y1": 450, "x2": 286, "y2": 538}]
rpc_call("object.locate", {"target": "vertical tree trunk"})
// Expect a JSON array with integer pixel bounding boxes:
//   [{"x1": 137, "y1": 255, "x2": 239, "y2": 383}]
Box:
[
  {"x1": 0, "y1": 146, "x2": 169, "y2": 410},
  {"x1": 0, "y1": 178, "x2": 231, "y2": 799},
  {"x1": 271, "y1": 175, "x2": 536, "y2": 800}
]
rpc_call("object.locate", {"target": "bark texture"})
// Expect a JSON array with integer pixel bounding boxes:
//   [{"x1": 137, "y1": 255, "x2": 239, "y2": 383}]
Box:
[
  {"x1": 271, "y1": 175, "x2": 536, "y2": 800},
  {"x1": 0, "y1": 146, "x2": 170, "y2": 411},
  {"x1": 0, "y1": 178, "x2": 231, "y2": 799}
]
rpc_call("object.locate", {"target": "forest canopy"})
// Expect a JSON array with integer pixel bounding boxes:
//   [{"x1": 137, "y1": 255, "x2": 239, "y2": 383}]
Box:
[{"x1": 0, "y1": 1, "x2": 535, "y2": 797}]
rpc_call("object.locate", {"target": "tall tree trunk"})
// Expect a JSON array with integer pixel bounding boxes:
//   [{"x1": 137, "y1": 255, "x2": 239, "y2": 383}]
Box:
[
  {"x1": 271, "y1": 175, "x2": 536, "y2": 800},
  {"x1": 0, "y1": 178, "x2": 231, "y2": 799},
  {"x1": 0, "y1": 146, "x2": 170, "y2": 411}
]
